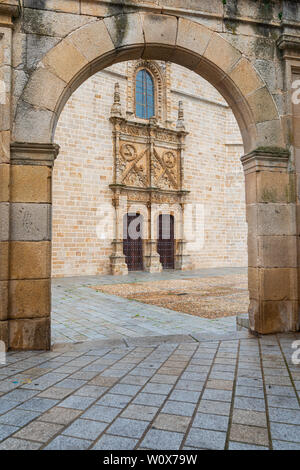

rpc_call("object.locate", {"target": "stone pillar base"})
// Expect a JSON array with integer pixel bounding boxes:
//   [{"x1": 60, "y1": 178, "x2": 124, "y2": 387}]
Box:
[
  {"x1": 9, "y1": 318, "x2": 51, "y2": 351},
  {"x1": 144, "y1": 240, "x2": 162, "y2": 273},
  {"x1": 110, "y1": 240, "x2": 128, "y2": 276},
  {"x1": 110, "y1": 255, "x2": 128, "y2": 276},
  {"x1": 144, "y1": 254, "x2": 163, "y2": 273},
  {"x1": 175, "y1": 240, "x2": 192, "y2": 270},
  {"x1": 175, "y1": 254, "x2": 193, "y2": 271},
  {"x1": 0, "y1": 321, "x2": 8, "y2": 351}
]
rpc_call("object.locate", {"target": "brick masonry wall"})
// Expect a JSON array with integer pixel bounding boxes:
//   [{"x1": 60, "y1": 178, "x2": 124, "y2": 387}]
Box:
[{"x1": 52, "y1": 62, "x2": 247, "y2": 277}]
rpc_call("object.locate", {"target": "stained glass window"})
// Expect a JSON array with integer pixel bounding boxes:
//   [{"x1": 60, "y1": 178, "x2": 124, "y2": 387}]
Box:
[{"x1": 135, "y1": 69, "x2": 155, "y2": 119}]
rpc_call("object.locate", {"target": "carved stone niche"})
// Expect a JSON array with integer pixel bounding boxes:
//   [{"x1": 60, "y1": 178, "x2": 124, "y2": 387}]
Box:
[{"x1": 109, "y1": 88, "x2": 190, "y2": 274}]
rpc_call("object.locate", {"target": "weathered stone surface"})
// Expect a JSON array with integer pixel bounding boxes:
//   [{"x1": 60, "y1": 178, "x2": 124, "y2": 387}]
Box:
[
  {"x1": 104, "y1": 13, "x2": 144, "y2": 50},
  {"x1": 258, "y1": 236, "x2": 297, "y2": 268},
  {"x1": 0, "y1": 165, "x2": 9, "y2": 202},
  {"x1": 23, "y1": 67, "x2": 67, "y2": 112},
  {"x1": 0, "y1": 131, "x2": 10, "y2": 163},
  {"x1": 0, "y1": 69, "x2": 10, "y2": 132},
  {"x1": 176, "y1": 17, "x2": 213, "y2": 57},
  {"x1": 261, "y1": 268, "x2": 298, "y2": 301},
  {"x1": 42, "y1": 39, "x2": 88, "y2": 84},
  {"x1": 24, "y1": 0, "x2": 80, "y2": 14},
  {"x1": 9, "y1": 279, "x2": 51, "y2": 319},
  {"x1": 248, "y1": 87, "x2": 279, "y2": 124},
  {"x1": 247, "y1": 232, "x2": 258, "y2": 268},
  {"x1": 68, "y1": 20, "x2": 114, "y2": 63},
  {"x1": 261, "y1": 300, "x2": 299, "y2": 334},
  {"x1": 0, "y1": 281, "x2": 8, "y2": 320},
  {"x1": 22, "y1": 8, "x2": 93, "y2": 37},
  {"x1": 245, "y1": 172, "x2": 256, "y2": 205},
  {"x1": 0, "y1": 242, "x2": 8, "y2": 281},
  {"x1": 9, "y1": 317, "x2": 50, "y2": 350},
  {"x1": 256, "y1": 120, "x2": 285, "y2": 148},
  {"x1": 13, "y1": 101, "x2": 55, "y2": 144},
  {"x1": 0, "y1": 25, "x2": 12, "y2": 66},
  {"x1": 0, "y1": 320, "x2": 8, "y2": 350},
  {"x1": 10, "y1": 203, "x2": 51, "y2": 241},
  {"x1": 248, "y1": 267, "x2": 259, "y2": 299},
  {"x1": 12, "y1": 31, "x2": 26, "y2": 69},
  {"x1": 204, "y1": 33, "x2": 241, "y2": 74},
  {"x1": 229, "y1": 58, "x2": 264, "y2": 97},
  {"x1": 257, "y1": 172, "x2": 291, "y2": 203},
  {"x1": 0, "y1": 203, "x2": 9, "y2": 241},
  {"x1": 24, "y1": 33, "x2": 59, "y2": 71},
  {"x1": 256, "y1": 204, "x2": 296, "y2": 236},
  {"x1": 142, "y1": 13, "x2": 177, "y2": 46},
  {"x1": 10, "y1": 165, "x2": 51, "y2": 203},
  {"x1": 10, "y1": 241, "x2": 51, "y2": 280}
]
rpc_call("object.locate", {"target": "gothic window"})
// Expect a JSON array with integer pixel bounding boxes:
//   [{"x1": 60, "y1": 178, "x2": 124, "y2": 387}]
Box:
[{"x1": 135, "y1": 69, "x2": 155, "y2": 119}]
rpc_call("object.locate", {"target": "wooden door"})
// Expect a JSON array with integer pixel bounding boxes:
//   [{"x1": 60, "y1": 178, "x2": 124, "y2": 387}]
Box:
[
  {"x1": 157, "y1": 214, "x2": 175, "y2": 269},
  {"x1": 123, "y1": 213, "x2": 143, "y2": 271}
]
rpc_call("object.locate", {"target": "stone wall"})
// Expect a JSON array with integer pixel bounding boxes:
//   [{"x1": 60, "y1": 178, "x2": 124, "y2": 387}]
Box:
[{"x1": 52, "y1": 61, "x2": 247, "y2": 277}]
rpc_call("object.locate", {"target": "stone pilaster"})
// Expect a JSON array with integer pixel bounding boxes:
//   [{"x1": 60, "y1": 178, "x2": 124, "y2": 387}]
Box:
[
  {"x1": 241, "y1": 147, "x2": 299, "y2": 334},
  {"x1": 0, "y1": 1, "x2": 20, "y2": 350},
  {"x1": 110, "y1": 194, "x2": 128, "y2": 275},
  {"x1": 175, "y1": 239, "x2": 192, "y2": 271},
  {"x1": 144, "y1": 240, "x2": 162, "y2": 273},
  {"x1": 7, "y1": 142, "x2": 59, "y2": 350},
  {"x1": 277, "y1": 31, "x2": 300, "y2": 334},
  {"x1": 110, "y1": 240, "x2": 128, "y2": 276}
]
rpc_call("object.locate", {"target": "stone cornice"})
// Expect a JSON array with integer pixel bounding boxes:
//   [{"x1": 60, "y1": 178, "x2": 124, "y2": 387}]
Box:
[
  {"x1": 0, "y1": 0, "x2": 20, "y2": 17},
  {"x1": 277, "y1": 34, "x2": 300, "y2": 52},
  {"x1": 241, "y1": 147, "x2": 290, "y2": 175},
  {"x1": 10, "y1": 142, "x2": 60, "y2": 167}
]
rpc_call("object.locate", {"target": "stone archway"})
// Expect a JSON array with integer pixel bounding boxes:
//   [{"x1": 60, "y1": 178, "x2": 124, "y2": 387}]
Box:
[{"x1": 1, "y1": 8, "x2": 298, "y2": 350}]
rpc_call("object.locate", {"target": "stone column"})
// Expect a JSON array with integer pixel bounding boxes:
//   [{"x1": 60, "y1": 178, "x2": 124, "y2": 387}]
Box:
[
  {"x1": 110, "y1": 191, "x2": 128, "y2": 276},
  {"x1": 0, "y1": 1, "x2": 19, "y2": 349},
  {"x1": 241, "y1": 148, "x2": 299, "y2": 334},
  {"x1": 175, "y1": 194, "x2": 192, "y2": 271},
  {"x1": 144, "y1": 201, "x2": 162, "y2": 273},
  {"x1": 8, "y1": 143, "x2": 59, "y2": 350}
]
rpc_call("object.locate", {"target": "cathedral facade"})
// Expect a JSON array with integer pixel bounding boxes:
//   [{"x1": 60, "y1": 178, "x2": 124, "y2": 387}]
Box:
[{"x1": 52, "y1": 61, "x2": 247, "y2": 277}]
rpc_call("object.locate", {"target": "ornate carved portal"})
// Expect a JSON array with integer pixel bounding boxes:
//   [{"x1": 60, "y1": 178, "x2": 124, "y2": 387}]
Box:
[{"x1": 109, "y1": 84, "x2": 191, "y2": 275}]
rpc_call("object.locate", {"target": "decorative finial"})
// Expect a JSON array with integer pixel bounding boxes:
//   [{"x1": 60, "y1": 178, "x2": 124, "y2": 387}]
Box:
[
  {"x1": 176, "y1": 101, "x2": 185, "y2": 130},
  {"x1": 111, "y1": 82, "x2": 122, "y2": 117}
]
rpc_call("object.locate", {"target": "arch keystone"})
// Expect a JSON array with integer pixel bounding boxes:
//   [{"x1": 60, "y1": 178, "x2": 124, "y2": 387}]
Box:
[
  {"x1": 104, "y1": 13, "x2": 144, "y2": 50},
  {"x1": 141, "y1": 13, "x2": 178, "y2": 61}
]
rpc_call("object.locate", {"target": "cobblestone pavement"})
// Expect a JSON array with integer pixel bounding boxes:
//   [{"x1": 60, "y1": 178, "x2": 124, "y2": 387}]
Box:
[
  {"x1": 52, "y1": 268, "x2": 246, "y2": 344},
  {"x1": 0, "y1": 332, "x2": 299, "y2": 450}
]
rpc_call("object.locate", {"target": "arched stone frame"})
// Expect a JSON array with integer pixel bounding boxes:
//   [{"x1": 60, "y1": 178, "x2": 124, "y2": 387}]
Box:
[
  {"x1": 4, "y1": 12, "x2": 297, "y2": 350},
  {"x1": 126, "y1": 60, "x2": 168, "y2": 123}
]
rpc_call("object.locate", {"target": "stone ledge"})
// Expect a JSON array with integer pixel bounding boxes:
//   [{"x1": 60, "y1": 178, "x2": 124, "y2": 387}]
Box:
[
  {"x1": 10, "y1": 142, "x2": 60, "y2": 167},
  {"x1": 241, "y1": 147, "x2": 290, "y2": 174},
  {"x1": 277, "y1": 34, "x2": 300, "y2": 51},
  {"x1": 0, "y1": 0, "x2": 20, "y2": 17}
]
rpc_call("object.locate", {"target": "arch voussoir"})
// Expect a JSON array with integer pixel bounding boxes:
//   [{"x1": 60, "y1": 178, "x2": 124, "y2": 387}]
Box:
[{"x1": 13, "y1": 12, "x2": 283, "y2": 148}]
